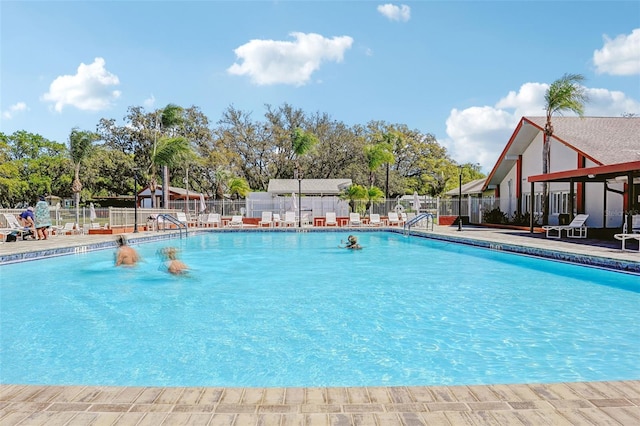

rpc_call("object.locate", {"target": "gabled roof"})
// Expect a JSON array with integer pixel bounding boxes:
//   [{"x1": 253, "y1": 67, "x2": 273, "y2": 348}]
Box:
[
  {"x1": 138, "y1": 185, "x2": 206, "y2": 199},
  {"x1": 484, "y1": 116, "x2": 640, "y2": 190},
  {"x1": 267, "y1": 179, "x2": 352, "y2": 195},
  {"x1": 445, "y1": 178, "x2": 487, "y2": 197}
]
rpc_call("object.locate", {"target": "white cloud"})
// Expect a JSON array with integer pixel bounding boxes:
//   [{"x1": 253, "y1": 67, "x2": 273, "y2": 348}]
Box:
[
  {"x1": 227, "y1": 32, "x2": 354, "y2": 86},
  {"x1": 593, "y1": 28, "x2": 640, "y2": 75},
  {"x1": 377, "y1": 4, "x2": 411, "y2": 22},
  {"x1": 2, "y1": 102, "x2": 28, "y2": 120},
  {"x1": 144, "y1": 94, "x2": 156, "y2": 109},
  {"x1": 443, "y1": 83, "x2": 640, "y2": 172},
  {"x1": 41, "y1": 57, "x2": 121, "y2": 112}
]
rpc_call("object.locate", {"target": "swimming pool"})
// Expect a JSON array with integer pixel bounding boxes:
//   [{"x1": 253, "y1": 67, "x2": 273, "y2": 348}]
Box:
[{"x1": 1, "y1": 231, "x2": 638, "y2": 387}]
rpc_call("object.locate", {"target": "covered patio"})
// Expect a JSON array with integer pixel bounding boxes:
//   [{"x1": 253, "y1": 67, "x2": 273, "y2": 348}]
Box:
[{"x1": 527, "y1": 160, "x2": 640, "y2": 234}]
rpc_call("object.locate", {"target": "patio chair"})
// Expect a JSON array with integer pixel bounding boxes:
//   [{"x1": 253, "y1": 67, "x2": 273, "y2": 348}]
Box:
[
  {"x1": 622, "y1": 214, "x2": 640, "y2": 234},
  {"x1": 283, "y1": 211, "x2": 297, "y2": 227},
  {"x1": 614, "y1": 233, "x2": 640, "y2": 252},
  {"x1": 542, "y1": 214, "x2": 589, "y2": 239},
  {"x1": 176, "y1": 212, "x2": 197, "y2": 227},
  {"x1": 228, "y1": 215, "x2": 244, "y2": 228},
  {"x1": 368, "y1": 213, "x2": 383, "y2": 227},
  {"x1": 615, "y1": 214, "x2": 640, "y2": 251},
  {"x1": 349, "y1": 213, "x2": 362, "y2": 227},
  {"x1": 259, "y1": 211, "x2": 274, "y2": 227},
  {"x1": 273, "y1": 213, "x2": 282, "y2": 227},
  {"x1": 54, "y1": 222, "x2": 81, "y2": 235},
  {"x1": 1, "y1": 213, "x2": 31, "y2": 241},
  {"x1": 325, "y1": 212, "x2": 338, "y2": 227},
  {"x1": 203, "y1": 213, "x2": 221, "y2": 228},
  {"x1": 387, "y1": 211, "x2": 403, "y2": 227},
  {"x1": 302, "y1": 213, "x2": 312, "y2": 227}
]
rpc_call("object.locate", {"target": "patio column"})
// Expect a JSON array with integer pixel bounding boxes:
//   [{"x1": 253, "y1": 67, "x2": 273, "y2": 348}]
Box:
[
  {"x1": 530, "y1": 181, "x2": 535, "y2": 233},
  {"x1": 569, "y1": 178, "x2": 575, "y2": 219}
]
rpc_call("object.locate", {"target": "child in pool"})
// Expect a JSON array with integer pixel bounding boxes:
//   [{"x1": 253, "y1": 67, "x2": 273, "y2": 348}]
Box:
[{"x1": 161, "y1": 247, "x2": 189, "y2": 275}]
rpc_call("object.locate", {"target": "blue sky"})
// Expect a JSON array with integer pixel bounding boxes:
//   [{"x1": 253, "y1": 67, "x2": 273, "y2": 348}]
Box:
[{"x1": 1, "y1": 0, "x2": 639, "y2": 173}]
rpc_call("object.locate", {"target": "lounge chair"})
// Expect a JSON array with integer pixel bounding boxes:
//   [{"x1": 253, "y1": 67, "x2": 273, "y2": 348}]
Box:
[
  {"x1": 615, "y1": 214, "x2": 640, "y2": 251},
  {"x1": 203, "y1": 213, "x2": 221, "y2": 228},
  {"x1": 283, "y1": 211, "x2": 296, "y2": 227},
  {"x1": 302, "y1": 213, "x2": 312, "y2": 227},
  {"x1": 368, "y1": 213, "x2": 383, "y2": 226},
  {"x1": 228, "y1": 215, "x2": 244, "y2": 228},
  {"x1": 622, "y1": 214, "x2": 640, "y2": 234},
  {"x1": 325, "y1": 212, "x2": 338, "y2": 227},
  {"x1": 273, "y1": 213, "x2": 282, "y2": 227},
  {"x1": 258, "y1": 211, "x2": 274, "y2": 227},
  {"x1": 1, "y1": 213, "x2": 32, "y2": 241},
  {"x1": 54, "y1": 222, "x2": 81, "y2": 235},
  {"x1": 349, "y1": 213, "x2": 362, "y2": 227},
  {"x1": 614, "y1": 233, "x2": 640, "y2": 252},
  {"x1": 542, "y1": 214, "x2": 589, "y2": 239},
  {"x1": 387, "y1": 211, "x2": 404, "y2": 227},
  {"x1": 176, "y1": 212, "x2": 197, "y2": 227}
]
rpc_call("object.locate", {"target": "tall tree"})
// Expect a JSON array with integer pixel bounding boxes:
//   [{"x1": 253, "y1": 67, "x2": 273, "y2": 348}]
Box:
[
  {"x1": 291, "y1": 127, "x2": 318, "y2": 177},
  {"x1": 228, "y1": 176, "x2": 250, "y2": 200},
  {"x1": 542, "y1": 73, "x2": 588, "y2": 224},
  {"x1": 69, "y1": 128, "x2": 99, "y2": 224},
  {"x1": 364, "y1": 142, "x2": 394, "y2": 189},
  {"x1": 158, "y1": 104, "x2": 185, "y2": 207}
]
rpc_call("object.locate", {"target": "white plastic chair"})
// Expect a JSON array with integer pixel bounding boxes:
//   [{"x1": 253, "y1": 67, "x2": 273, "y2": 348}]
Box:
[
  {"x1": 325, "y1": 212, "x2": 338, "y2": 227},
  {"x1": 228, "y1": 215, "x2": 244, "y2": 228},
  {"x1": 283, "y1": 211, "x2": 296, "y2": 227},
  {"x1": 258, "y1": 211, "x2": 274, "y2": 227},
  {"x1": 369, "y1": 213, "x2": 383, "y2": 226}
]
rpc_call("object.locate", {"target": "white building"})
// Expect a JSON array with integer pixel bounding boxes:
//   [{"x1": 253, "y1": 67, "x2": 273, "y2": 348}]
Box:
[{"x1": 484, "y1": 116, "x2": 640, "y2": 231}]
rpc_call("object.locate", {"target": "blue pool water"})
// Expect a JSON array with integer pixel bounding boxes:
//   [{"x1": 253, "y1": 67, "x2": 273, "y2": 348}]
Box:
[{"x1": 1, "y1": 231, "x2": 639, "y2": 387}]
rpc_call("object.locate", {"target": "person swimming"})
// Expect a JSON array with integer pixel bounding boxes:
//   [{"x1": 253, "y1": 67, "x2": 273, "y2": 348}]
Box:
[
  {"x1": 160, "y1": 247, "x2": 189, "y2": 275},
  {"x1": 342, "y1": 235, "x2": 362, "y2": 250},
  {"x1": 115, "y1": 235, "x2": 140, "y2": 267}
]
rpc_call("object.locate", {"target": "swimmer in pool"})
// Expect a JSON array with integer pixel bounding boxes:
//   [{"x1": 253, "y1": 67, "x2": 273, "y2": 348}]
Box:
[
  {"x1": 115, "y1": 235, "x2": 140, "y2": 267},
  {"x1": 341, "y1": 235, "x2": 362, "y2": 250},
  {"x1": 161, "y1": 247, "x2": 189, "y2": 275}
]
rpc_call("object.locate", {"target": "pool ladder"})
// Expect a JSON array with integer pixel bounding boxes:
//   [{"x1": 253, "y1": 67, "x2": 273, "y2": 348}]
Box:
[
  {"x1": 403, "y1": 213, "x2": 435, "y2": 235},
  {"x1": 156, "y1": 214, "x2": 188, "y2": 239}
]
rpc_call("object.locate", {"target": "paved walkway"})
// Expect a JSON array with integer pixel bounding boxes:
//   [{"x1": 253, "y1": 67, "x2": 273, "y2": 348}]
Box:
[{"x1": 1, "y1": 225, "x2": 639, "y2": 425}]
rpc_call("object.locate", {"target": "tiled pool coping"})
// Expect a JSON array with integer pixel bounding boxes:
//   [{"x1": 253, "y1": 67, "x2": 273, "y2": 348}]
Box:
[{"x1": 1, "y1": 380, "x2": 639, "y2": 425}]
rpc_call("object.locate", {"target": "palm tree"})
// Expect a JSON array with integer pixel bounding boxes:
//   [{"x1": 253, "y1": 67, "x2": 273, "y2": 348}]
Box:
[
  {"x1": 291, "y1": 127, "x2": 318, "y2": 226},
  {"x1": 364, "y1": 186, "x2": 385, "y2": 215},
  {"x1": 228, "y1": 177, "x2": 250, "y2": 200},
  {"x1": 213, "y1": 167, "x2": 232, "y2": 201},
  {"x1": 340, "y1": 184, "x2": 368, "y2": 213},
  {"x1": 151, "y1": 136, "x2": 193, "y2": 208},
  {"x1": 364, "y1": 142, "x2": 394, "y2": 189},
  {"x1": 147, "y1": 104, "x2": 185, "y2": 208},
  {"x1": 542, "y1": 73, "x2": 588, "y2": 224},
  {"x1": 291, "y1": 127, "x2": 318, "y2": 175},
  {"x1": 69, "y1": 128, "x2": 99, "y2": 225}
]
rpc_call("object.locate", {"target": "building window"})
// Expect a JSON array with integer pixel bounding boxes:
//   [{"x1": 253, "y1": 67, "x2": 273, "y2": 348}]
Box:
[
  {"x1": 523, "y1": 193, "x2": 542, "y2": 215},
  {"x1": 550, "y1": 192, "x2": 571, "y2": 214}
]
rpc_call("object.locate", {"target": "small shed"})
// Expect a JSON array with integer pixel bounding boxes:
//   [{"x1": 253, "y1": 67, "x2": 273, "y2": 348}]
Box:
[
  {"x1": 137, "y1": 185, "x2": 206, "y2": 208},
  {"x1": 266, "y1": 179, "x2": 352, "y2": 196}
]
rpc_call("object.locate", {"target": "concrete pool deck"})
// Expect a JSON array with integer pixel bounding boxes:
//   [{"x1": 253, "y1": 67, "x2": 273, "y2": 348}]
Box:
[{"x1": 1, "y1": 225, "x2": 639, "y2": 425}]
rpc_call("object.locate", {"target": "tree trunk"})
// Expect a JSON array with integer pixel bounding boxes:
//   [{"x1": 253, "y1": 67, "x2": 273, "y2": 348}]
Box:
[
  {"x1": 72, "y1": 172, "x2": 82, "y2": 227},
  {"x1": 149, "y1": 177, "x2": 158, "y2": 208},
  {"x1": 542, "y1": 132, "x2": 551, "y2": 226},
  {"x1": 163, "y1": 165, "x2": 170, "y2": 209}
]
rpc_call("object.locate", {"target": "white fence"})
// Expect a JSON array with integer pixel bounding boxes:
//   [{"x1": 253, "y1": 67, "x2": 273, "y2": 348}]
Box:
[{"x1": 1, "y1": 196, "x2": 503, "y2": 231}]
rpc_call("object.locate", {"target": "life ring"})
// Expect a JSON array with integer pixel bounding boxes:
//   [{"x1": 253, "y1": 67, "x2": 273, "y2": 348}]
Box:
[{"x1": 394, "y1": 204, "x2": 404, "y2": 213}]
